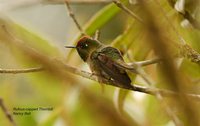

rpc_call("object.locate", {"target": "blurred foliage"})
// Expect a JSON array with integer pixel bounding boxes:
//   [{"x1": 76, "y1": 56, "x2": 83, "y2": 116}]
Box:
[{"x1": 0, "y1": 0, "x2": 200, "y2": 126}]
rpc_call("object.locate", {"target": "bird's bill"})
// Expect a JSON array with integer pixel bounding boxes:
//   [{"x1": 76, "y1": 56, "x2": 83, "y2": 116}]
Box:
[{"x1": 65, "y1": 46, "x2": 76, "y2": 48}]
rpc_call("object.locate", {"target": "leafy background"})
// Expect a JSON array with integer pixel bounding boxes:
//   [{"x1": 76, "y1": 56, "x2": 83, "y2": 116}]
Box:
[{"x1": 0, "y1": 0, "x2": 200, "y2": 126}]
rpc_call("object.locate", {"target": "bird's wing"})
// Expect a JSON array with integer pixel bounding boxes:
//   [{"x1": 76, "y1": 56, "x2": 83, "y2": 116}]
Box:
[{"x1": 96, "y1": 47, "x2": 132, "y2": 87}]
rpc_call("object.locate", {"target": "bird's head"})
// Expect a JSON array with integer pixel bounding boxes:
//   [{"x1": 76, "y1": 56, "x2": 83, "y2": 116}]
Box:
[{"x1": 65, "y1": 36, "x2": 101, "y2": 62}]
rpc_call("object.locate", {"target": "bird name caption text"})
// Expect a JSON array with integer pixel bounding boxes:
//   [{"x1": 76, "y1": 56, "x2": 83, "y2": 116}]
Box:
[{"x1": 12, "y1": 107, "x2": 53, "y2": 116}]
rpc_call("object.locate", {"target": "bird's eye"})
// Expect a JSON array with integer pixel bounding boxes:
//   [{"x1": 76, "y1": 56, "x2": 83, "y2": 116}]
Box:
[{"x1": 81, "y1": 43, "x2": 88, "y2": 49}]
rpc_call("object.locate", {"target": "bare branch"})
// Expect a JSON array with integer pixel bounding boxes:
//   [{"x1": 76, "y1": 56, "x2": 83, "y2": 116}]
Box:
[
  {"x1": 66, "y1": 64, "x2": 200, "y2": 101},
  {"x1": 129, "y1": 58, "x2": 162, "y2": 67},
  {"x1": 64, "y1": 1, "x2": 86, "y2": 36},
  {"x1": 179, "y1": 44, "x2": 200, "y2": 65},
  {"x1": 113, "y1": 0, "x2": 144, "y2": 24},
  {"x1": 94, "y1": 30, "x2": 100, "y2": 40},
  {"x1": 166, "y1": 0, "x2": 200, "y2": 30},
  {"x1": 0, "y1": 65, "x2": 200, "y2": 101},
  {"x1": 0, "y1": 98, "x2": 16, "y2": 126},
  {"x1": 0, "y1": 58, "x2": 160, "y2": 74},
  {"x1": 0, "y1": 67, "x2": 43, "y2": 74}
]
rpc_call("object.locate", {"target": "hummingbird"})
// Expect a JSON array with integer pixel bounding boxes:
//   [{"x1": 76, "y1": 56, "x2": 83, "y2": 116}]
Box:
[{"x1": 65, "y1": 36, "x2": 133, "y2": 89}]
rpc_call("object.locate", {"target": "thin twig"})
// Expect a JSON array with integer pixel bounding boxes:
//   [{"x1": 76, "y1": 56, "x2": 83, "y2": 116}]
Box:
[
  {"x1": 64, "y1": 1, "x2": 86, "y2": 36},
  {"x1": 0, "y1": 67, "x2": 43, "y2": 74},
  {"x1": 0, "y1": 98, "x2": 16, "y2": 126},
  {"x1": 181, "y1": 11, "x2": 200, "y2": 30},
  {"x1": 113, "y1": 0, "x2": 144, "y2": 24},
  {"x1": 94, "y1": 30, "x2": 100, "y2": 40},
  {"x1": 166, "y1": 0, "x2": 200, "y2": 30},
  {"x1": 0, "y1": 64, "x2": 200, "y2": 101},
  {"x1": 57, "y1": 63, "x2": 200, "y2": 101},
  {"x1": 0, "y1": 58, "x2": 160, "y2": 74},
  {"x1": 129, "y1": 58, "x2": 162, "y2": 67},
  {"x1": 179, "y1": 44, "x2": 200, "y2": 65}
]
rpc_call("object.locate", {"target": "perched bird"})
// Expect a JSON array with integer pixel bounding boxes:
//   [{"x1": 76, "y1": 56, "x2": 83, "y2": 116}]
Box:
[{"x1": 65, "y1": 36, "x2": 132, "y2": 88}]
